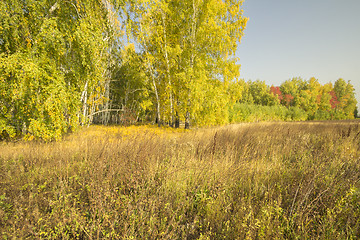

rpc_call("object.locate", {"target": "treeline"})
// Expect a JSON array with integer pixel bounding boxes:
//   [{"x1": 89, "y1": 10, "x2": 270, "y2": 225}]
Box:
[
  {"x1": 0, "y1": 0, "x2": 358, "y2": 141},
  {"x1": 228, "y1": 77, "x2": 358, "y2": 123}
]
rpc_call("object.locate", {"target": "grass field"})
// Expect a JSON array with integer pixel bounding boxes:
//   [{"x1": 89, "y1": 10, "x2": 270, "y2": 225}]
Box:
[{"x1": 1, "y1": 121, "x2": 360, "y2": 239}]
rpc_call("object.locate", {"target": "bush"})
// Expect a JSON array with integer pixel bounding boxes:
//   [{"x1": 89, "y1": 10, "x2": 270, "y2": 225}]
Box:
[
  {"x1": 287, "y1": 106, "x2": 308, "y2": 121},
  {"x1": 229, "y1": 103, "x2": 307, "y2": 123},
  {"x1": 314, "y1": 109, "x2": 331, "y2": 120}
]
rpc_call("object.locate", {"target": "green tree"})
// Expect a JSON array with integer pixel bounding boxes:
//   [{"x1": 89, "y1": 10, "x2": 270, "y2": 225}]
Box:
[
  {"x1": 333, "y1": 79, "x2": 357, "y2": 119},
  {"x1": 0, "y1": 0, "x2": 123, "y2": 140},
  {"x1": 279, "y1": 77, "x2": 306, "y2": 107},
  {"x1": 248, "y1": 80, "x2": 278, "y2": 106},
  {"x1": 235, "y1": 80, "x2": 254, "y2": 104},
  {"x1": 296, "y1": 77, "x2": 321, "y2": 119},
  {"x1": 107, "y1": 44, "x2": 152, "y2": 125},
  {"x1": 314, "y1": 82, "x2": 333, "y2": 120},
  {"x1": 126, "y1": 0, "x2": 247, "y2": 128}
]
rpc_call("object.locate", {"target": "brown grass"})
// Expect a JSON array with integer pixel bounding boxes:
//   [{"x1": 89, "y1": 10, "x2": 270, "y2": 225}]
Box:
[{"x1": 1, "y1": 121, "x2": 360, "y2": 239}]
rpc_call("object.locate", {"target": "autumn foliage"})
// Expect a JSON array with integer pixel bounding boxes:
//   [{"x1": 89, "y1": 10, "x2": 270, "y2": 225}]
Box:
[
  {"x1": 243, "y1": 77, "x2": 357, "y2": 121},
  {"x1": 0, "y1": 1, "x2": 358, "y2": 142}
]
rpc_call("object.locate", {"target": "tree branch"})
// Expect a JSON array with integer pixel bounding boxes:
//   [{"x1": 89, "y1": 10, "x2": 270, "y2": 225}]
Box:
[{"x1": 88, "y1": 109, "x2": 124, "y2": 117}]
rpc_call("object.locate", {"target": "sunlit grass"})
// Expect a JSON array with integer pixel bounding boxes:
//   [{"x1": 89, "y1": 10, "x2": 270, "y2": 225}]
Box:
[{"x1": 1, "y1": 121, "x2": 360, "y2": 239}]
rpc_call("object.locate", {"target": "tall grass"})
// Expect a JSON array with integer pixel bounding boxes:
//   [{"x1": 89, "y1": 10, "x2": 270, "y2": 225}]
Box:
[{"x1": 1, "y1": 121, "x2": 360, "y2": 239}]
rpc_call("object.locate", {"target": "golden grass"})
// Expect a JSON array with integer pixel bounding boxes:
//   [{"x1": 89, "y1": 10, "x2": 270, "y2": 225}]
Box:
[{"x1": 1, "y1": 121, "x2": 360, "y2": 239}]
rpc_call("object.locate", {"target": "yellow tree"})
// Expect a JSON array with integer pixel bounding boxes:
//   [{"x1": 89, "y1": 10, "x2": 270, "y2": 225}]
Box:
[
  {"x1": 297, "y1": 77, "x2": 321, "y2": 119},
  {"x1": 127, "y1": 0, "x2": 247, "y2": 128},
  {"x1": 315, "y1": 82, "x2": 333, "y2": 120},
  {"x1": 0, "y1": 0, "x2": 123, "y2": 140},
  {"x1": 182, "y1": 0, "x2": 248, "y2": 127},
  {"x1": 334, "y1": 78, "x2": 357, "y2": 119}
]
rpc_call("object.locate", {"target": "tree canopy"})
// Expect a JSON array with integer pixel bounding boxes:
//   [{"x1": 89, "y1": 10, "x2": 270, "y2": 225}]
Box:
[
  {"x1": 0, "y1": 0, "x2": 123, "y2": 140},
  {"x1": 0, "y1": 0, "x2": 358, "y2": 141}
]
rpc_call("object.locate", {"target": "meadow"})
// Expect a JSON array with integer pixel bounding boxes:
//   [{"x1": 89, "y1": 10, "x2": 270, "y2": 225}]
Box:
[{"x1": 1, "y1": 121, "x2": 360, "y2": 239}]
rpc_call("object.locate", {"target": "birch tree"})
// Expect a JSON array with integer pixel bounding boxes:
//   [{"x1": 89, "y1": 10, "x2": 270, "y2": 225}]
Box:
[
  {"x1": 126, "y1": 0, "x2": 247, "y2": 128},
  {"x1": 0, "y1": 0, "x2": 123, "y2": 140}
]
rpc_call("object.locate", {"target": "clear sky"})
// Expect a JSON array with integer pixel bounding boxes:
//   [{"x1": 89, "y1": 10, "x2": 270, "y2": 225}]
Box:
[{"x1": 237, "y1": 0, "x2": 360, "y2": 110}]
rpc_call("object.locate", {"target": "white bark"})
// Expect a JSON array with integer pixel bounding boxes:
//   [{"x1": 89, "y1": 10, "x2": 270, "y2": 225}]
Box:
[
  {"x1": 81, "y1": 81, "x2": 89, "y2": 124},
  {"x1": 49, "y1": 2, "x2": 59, "y2": 14},
  {"x1": 185, "y1": 0, "x2": 198, "y2": 129},
  {"x1": 161, "y1": 9, "x2": 174, "y2": 126}
]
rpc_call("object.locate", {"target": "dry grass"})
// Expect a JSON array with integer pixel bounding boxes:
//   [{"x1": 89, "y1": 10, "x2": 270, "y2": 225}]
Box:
[{"x1": 1, "y1": 121, "x2": 360, "y2": 239}]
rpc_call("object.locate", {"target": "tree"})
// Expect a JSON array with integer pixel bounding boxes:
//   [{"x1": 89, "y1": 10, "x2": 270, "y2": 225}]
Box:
[
  {"x1": 297, "y1": 77, "x2": 321, "y2": 119},
  {"x1": 317, "y1": 83, "x2": 333, "y2": 111},
  {"x1": 279, "y1": 77, "x2": 306, "y2": 107},
  {"x1": 314, "y1": 82, "x2": 333, "y2": 120},
  {"x1": 248, "y1": 80, "x2": 278, "y2": 106},
  {"x1": 182, "y1": 0, "x2": 248, "y2": 127},
  {"x1": 270, "y1": 86, "x2": 283, "y2": 104},
  {"x1": 126, "y1": 0, "x2": 248, "y2": 128},
  {"x1": 106, "y1": 44, "x2": 152, "y2": 125},
  {"x1": 334, "y1": 78, "x2": 357, "y2": 119},
  {"x1": 0, "y1": 0, "x2": 123, "y2": 140}
]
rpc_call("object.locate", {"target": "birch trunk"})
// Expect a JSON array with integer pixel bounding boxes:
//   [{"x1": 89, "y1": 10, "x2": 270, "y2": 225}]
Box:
[
  {"x1": 185, "y1": 0, "x2": 198, "y2": 129},
  {"x1": 80, "y1": 80, "x2": 89, "y2": 125},
  {"x1": 161, "y1": 10, "x2": 174, "y2": 127},
  {"x1": 147, "y1": 63, "x2": 161, "y2": 127},
  {"x1": 103, "y1": 78, "x2": 111, "y2": 125},
  {"x1": 153, "y1": 78, "x2": 161, "y2": 127}
]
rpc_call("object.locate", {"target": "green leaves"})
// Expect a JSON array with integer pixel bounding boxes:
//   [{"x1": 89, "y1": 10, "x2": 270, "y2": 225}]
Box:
[
  {"x1": 124, "y1": 0, "x2": 248, "y2": 127},
  {"x1": 0, "y1": 0, "x2": 123, "y2": 140},
  {"x1": 0, "y1": 52, "x2": 70, "y2": 140},
  {"x1": 334, "y1": 78, "x2": 357, "y2": 119},
  {"x1": 1, "y1": 0, "x2": 357, "y2": 139}
]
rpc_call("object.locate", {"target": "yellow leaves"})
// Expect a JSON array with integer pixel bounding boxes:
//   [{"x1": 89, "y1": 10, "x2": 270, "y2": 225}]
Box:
[
  {"x1": 76, "y1": 0, "x2": 81, "y2": 14},
  {"x1": 140, "y1": 99, "x2": 153, "y2": 111},
  {"x1": 24, "y1": 133, "x2": 35, "y2": 141},
  {"x1": 125, "y1": 43, "x2": 135, "y2": 51},
  {"x1": 25, "y1": 38, "x2": 32, "y2": 48},
  {"x1": 77, "y1": 124, "x2": 187, "y2": 142},
  {"x1": 0, "y1": 0, "x2": 121, "y2": 140},
  {"x1": 27, "y1": 119, "x2": 52, "y2": 141}
]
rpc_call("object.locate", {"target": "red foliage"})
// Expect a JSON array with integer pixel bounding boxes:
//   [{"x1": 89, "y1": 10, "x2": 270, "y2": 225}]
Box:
[
  {"x1": 283, "y1": 94, "x2": 294, "y2": 106},
  {"x1": 270, "y1": 86, "x2": 283, "y2": 101},
  {"x1": 329, "y1": 91, "x2": 339, "y2": 109},
  {"x1": 316, "y1": 95, "x2": 322, "y2": 104}
]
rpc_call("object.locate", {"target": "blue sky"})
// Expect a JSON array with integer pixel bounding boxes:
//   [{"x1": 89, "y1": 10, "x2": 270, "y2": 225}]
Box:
[{"x1": 237, "y1": 0, "x2": 360, "y2": 109}]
